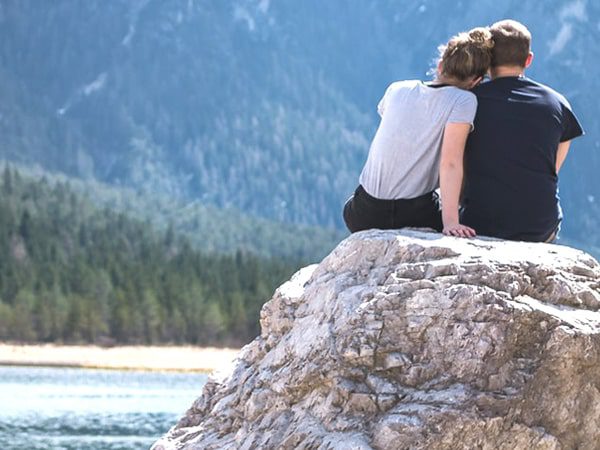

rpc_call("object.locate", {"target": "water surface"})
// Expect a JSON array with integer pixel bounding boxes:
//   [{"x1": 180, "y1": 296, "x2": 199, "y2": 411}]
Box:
[{"x1": 0, "y1": 366, "x2": 207, "y2": 450}]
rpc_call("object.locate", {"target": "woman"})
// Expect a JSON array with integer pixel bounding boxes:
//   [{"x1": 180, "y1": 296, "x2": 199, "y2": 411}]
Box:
[{"x1": 343, "y1": 27, "x2": 493, "y2": 238}]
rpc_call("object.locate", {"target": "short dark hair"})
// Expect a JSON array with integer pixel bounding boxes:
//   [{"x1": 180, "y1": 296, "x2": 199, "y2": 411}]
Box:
[{"x1": 489, "y1": 20, "x2": 531, "y2": 68}]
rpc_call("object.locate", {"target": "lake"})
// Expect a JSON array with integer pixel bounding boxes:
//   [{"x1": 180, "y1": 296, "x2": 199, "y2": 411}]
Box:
[{"x1": 0, "y1": 366, "x2": 207, "y2": 450}]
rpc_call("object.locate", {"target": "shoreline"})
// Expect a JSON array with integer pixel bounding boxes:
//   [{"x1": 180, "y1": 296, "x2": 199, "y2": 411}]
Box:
[{"x1": 0, "y1": 343, "x2": 240, "y2": 373}]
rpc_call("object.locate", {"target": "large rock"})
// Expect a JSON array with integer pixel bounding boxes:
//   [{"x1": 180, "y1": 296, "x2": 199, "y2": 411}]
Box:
[{"x1": 153, "y1": 230, "x2": 600, "y2": 450}]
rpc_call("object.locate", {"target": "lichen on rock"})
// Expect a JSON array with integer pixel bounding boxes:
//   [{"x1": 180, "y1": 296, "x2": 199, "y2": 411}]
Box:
[{"x1": 152, "y1": 229, "x2": 600, "y2": 450}]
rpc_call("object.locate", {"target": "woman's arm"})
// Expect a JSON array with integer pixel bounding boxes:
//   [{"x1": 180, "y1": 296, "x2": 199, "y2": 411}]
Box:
[{"x1": 439, "y1": 122, "x2": 476, "y2": 238}]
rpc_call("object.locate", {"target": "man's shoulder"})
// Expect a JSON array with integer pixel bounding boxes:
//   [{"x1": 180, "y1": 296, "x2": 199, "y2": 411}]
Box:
[
  {"x1": 473, "y1": 77, "x2": 572, "y2": 109},
  {"x1": 525, "y1": 78, "x2": 572, "y2": 108},
  {"x1": 471, "y1": 79, "x2": 495, "y2": 95}
]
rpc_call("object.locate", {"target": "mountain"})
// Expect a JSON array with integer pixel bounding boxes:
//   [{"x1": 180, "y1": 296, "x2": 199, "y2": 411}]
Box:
[{"x1": 0, "y1": 0, "x2": 598, "y2": 255}]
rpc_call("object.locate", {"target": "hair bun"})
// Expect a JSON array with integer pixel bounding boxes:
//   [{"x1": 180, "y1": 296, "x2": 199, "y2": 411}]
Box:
[
  {"x1": 468, "y1": 27, "x2": 494, "y2": 49},
  {"x1": 437, "y1": 27, "x2": 494, "y2": 82}
]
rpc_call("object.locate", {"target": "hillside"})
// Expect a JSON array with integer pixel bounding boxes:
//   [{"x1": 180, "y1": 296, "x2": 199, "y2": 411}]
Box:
[
  {"x1": 2, "y1": 163, "x2": 343, "y2": 261},
  {"x1": 0, "y1": 0, "x2": 597, "y2": 253},
  {"x1": 0, "y1": 167, "x2": 300, "y2": 346}
]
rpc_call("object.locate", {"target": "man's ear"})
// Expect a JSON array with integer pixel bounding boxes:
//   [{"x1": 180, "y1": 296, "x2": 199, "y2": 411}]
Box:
[
  {"x1": 525, "y1": 51, "x2": 534, "y2": 68},
  {"x1": 468, "y1": 76, "x2": 483, "y2": 89}
]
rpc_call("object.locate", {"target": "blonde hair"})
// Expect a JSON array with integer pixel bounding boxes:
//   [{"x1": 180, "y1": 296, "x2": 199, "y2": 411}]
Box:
[
  {"x1": 438, "y1": 27, "x2": 494, "y2": 81},
  {"x1": 489, "y1": 19, "x2": 531, "y2": 67}
]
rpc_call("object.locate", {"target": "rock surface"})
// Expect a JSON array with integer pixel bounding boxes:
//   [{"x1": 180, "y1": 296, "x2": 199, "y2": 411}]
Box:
[{"x1": 153, "y1": 230, "x2": 600, "y2": 450}]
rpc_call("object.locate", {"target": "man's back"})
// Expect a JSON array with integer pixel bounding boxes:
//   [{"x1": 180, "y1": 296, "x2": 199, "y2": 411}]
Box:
[{"x1": 462, "y1": 76, "x2": 583, "y2": 241}]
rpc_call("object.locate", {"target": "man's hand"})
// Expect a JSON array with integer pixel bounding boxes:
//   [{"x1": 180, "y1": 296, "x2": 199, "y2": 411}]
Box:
[{"x1": 443, "y1": 222, "x2": 477, "y2": 238}]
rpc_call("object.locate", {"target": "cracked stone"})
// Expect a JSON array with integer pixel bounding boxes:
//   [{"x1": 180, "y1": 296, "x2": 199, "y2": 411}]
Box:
[{"x1": 153, "y1": 229, "x2": 600, "y2": 450}]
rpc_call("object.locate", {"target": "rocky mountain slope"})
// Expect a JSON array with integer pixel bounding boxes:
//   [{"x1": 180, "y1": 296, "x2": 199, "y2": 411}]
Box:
[{"x1": 0, "y1": 0, "x2": 598, "y2": 251}]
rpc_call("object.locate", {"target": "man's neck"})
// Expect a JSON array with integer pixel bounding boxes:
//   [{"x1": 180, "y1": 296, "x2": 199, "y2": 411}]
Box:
[{"x1": 490, "y1": 65, "x2": 526, "y2": 79}]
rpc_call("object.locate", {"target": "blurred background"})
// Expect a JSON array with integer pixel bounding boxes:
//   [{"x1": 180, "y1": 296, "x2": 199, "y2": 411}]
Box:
[{"x1": 0, "y1": 0, "x2": 597, "y2": 448}]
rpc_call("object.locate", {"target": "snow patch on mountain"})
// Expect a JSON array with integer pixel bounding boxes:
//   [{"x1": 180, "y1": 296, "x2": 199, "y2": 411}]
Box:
[
  {"x1": 548, "y1": 23, "x2": 573, "y2": 56},
  {"x1": 233, "y1": 5, "x2": 256, "y2": 32},
  {"x1": 550, "y1": 0, "x2": 587, "y2": 56},
  {"x1": 57, "y1": 72, "x2": 108, "y2": 116},
  {"x1": 560, "y1": 0, "x2": 587, "y2": 22},
  {"x1": 258, "y1": 0, "x2": 270, "y2": 14},
  {"x1": 233, "y1": 0, "x2": 272, "y2": 31},
  {"x1": 122, "y1": 23, "x2": 136, "y2": 46},
  {"x1": 83, "y1": 73, "x2": 107, "y2": 96},
  {"x1": 122, "y1": 0, "x2": 151, "y2": 46}
]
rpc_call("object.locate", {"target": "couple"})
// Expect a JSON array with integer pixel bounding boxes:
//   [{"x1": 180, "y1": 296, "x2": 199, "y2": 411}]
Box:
[{"x1": 343, "y1": 20, "x2": 583, "y2": 242}]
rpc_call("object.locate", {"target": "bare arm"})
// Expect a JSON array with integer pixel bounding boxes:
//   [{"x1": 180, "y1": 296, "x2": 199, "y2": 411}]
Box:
[
  {"x1": 439, "y1": 122, "x2": 476, "y2": 238},
  {"x1": 556, "y1": 140, "x2": 571, "y2": 173}
]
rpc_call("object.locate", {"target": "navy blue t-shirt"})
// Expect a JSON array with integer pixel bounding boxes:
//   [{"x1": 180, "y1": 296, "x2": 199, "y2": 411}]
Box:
[{"x1": 461, "y1": 76, "x2": 584, "y2": 242}]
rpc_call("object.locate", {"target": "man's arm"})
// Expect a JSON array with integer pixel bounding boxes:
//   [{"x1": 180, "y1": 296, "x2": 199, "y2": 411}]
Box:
[
  {"x1": 556, "y1": 140, "x2": 571, "y2": 173},
  {"x1": 439, "y1": 122, "x2": 476, "y2": 238}
]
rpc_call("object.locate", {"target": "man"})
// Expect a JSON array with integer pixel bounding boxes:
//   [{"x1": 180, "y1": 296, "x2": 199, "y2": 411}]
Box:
[{"x1": 461, "y1": 19, "x2": 584, "y2": 242}]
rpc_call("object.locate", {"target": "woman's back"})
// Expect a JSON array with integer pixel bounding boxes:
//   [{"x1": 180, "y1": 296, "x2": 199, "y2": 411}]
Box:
[
  {"x1": 359, "y1": 80, "x2": 476, "y2": 200},
  {"x1": 343, "y1": 26, "x2": 493, "y2": 237}
]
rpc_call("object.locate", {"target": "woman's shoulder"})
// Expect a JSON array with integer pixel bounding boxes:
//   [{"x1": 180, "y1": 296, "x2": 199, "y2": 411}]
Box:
[
  {"x1": 419, "y1": 83, "x2": 477, "y2": 107},
  {"x1": 443, "y1": 85, "x2": 477, "y2": 99},
  {"x1": 384, "y1": 80, "x2": 476, "y2": 107},
  {"x1": 443, "y1": 87, "x2": 478, "y2": 108},
  {"x1": 386, "y1": 79, "x2": 422, "y2": 91}
]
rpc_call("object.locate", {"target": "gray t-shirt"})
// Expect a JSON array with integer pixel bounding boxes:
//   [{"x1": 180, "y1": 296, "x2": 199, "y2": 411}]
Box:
[{"x1": 359, "y1": 80, "x2": 477, "y2": 199}]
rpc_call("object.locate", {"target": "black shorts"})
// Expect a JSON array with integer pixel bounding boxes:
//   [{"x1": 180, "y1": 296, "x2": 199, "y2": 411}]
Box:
[{"x1": 343, "y1": 185, "x2": 443, "y2": 233}]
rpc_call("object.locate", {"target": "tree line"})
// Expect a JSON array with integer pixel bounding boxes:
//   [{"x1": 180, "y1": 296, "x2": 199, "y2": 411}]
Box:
[{"x1": 0, "y1": 167, "x2": 300, "y2": 346}]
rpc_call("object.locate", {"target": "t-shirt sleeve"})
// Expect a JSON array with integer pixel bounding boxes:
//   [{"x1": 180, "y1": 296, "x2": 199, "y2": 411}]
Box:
[
  {"x1": 377, "y1": 84, "x2": 394, "y2": 117},
  {"x1": 560, "y1": 103, "x2": 584, "y2": 142},
  {"x1": 447, "y1": 92, "x2": 477, "y2": 130}
]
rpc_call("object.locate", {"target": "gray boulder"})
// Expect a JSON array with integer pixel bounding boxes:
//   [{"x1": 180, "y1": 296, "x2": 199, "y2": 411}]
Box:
[{"x1": 153, "y1": 230, "x2": 600, "y2": 450}]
